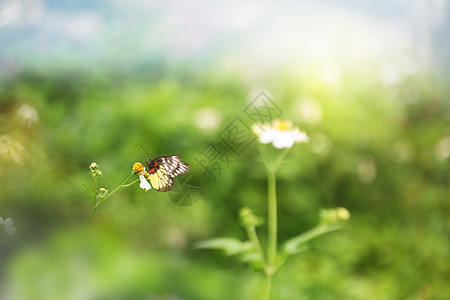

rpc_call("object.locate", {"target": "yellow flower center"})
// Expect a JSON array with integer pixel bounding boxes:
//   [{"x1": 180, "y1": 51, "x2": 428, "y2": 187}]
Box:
[
  {"x1": 272, "y1": 119, "x2": 293, "y2": 130},
  {"x1": 133, "y1": 162, "x2": 145, "y2": 174}
]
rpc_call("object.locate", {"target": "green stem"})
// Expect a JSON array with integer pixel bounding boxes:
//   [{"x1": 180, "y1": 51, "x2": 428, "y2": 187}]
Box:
[
  {"x1": 281, "y1": 224, "x2": 343, "y2": 254},
  {"x1": 264, "y1": 273, "x2": 272, "y2": 300},
  {"x1": 84, "y1": 206, "x2": 97, "y2": 232},
  {"x1": 258, "y1": 144, "x2": 274, "y2": 170},
  {"x1": 260, "y1": 145, "x2": 291, "y2": 299},
  {"x1": 246, "y1": 225, "x2": 266, "y2": 265},
  {"x1": 122, "y1": 178, "x2": 140, "y2": 187},
  {"x1": 84, "y1": 174, "x2": 135, "y2": 231},
  {"x1": 273, "y1": 148, "x2": 291, "y2": 170},
  {"x1": 267, "y1": 168, "x2": 277, "y2": 275},
  {"x1": 98, "y1": 174, "x2": 134, "y2": 205},
  {"x1": 93, "y1": 176, "x2": 98, "y2": 206}
]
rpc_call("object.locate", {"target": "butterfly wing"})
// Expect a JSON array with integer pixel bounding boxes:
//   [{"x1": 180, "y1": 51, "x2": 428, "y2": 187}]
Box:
[
  {"x1": 154, "y1": 156, "x2": 181, "y2": 174},
  {"x1": 149, "y1": 156, "x2": 191, "y2": 192},
  {"x1": 172, "y1": 161, "x2": 190, "y2": 177},
  {"x1": 148, "y1": 165, "x2": 173, "y2": 192}
]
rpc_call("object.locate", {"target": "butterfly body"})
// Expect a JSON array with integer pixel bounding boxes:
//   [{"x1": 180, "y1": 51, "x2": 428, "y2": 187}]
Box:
[{"x1": 147, "y1": 155, "x2": 190, "y2": 192}]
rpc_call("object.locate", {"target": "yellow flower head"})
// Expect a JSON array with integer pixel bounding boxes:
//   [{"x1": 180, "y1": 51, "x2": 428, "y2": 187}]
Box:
[
  {"x1": 272, "y1": 119, "x2": 293, "y2": 130},
  {"x1": 133, "y1": 162, "x2": 145, "y2": 175}
]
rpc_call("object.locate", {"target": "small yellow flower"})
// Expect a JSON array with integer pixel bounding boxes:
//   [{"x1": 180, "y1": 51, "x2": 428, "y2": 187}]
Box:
[
  {"x1": 133, "y1": 162, "x2": 145, "y2": 175},
  {"x1": 252, "y1": 119, "x2": 309, "y2": 149},
  {"x1": 89, "y1": 162, "x2": 99, "y2": 170}
]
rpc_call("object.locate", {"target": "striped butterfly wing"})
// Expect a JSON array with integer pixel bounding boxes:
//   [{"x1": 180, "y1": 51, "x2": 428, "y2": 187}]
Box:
[
  {"x1": 149, "y1": 156, "x2": 191, "y2": 192},
  {"x1": 148, "y1": 165, "x2": 173, "y2": 192}
]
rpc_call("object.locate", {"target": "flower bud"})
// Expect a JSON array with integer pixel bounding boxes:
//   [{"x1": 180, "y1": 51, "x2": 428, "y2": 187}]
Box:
[
  {"x1": 97, "y1": 187, "x2": 108, "y2": 199},
  {"x1": 239, "y1": 207, "x2": 264, "y2": 227},
  {"x1": 89, "y1": 162, "x2": 103, "y2": 177},
  {"x1": 320, "y1": 207, "x2": 350, "y2": 225},
  {"x1": 336, "y1": 207, "x2": 350, "y2": 221}
]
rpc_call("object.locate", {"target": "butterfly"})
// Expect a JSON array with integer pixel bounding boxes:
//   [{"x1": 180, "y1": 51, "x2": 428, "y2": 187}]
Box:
[{"x1": 146, "y1": 155, "x2": 191, "y2": 192}]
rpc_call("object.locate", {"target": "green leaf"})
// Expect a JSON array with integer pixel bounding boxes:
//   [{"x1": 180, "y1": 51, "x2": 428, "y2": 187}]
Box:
[
  {"x1": 194, "y1": 238, "x2": 251, "y2": 256},
  {"x1": 83, "y1": 184, "x2": 95, "y2": 199},
  {"x1": 240, "y1": 250, "x2": 265, "y2": 270},
  {"x1": 281, "y1": 224, "x2": 342, "y2": 256}
]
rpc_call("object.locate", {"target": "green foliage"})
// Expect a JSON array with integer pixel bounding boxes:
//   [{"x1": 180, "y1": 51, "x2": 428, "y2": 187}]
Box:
[
  {"x1": 195, "y1": 238, "x2": 253, "y2": 256},
  {"x1": 0, "y1": 66, "x2": 449, "y2": 299},
  {"x1": 281, "y1": 224, "x2": 341, "y2": 257}
]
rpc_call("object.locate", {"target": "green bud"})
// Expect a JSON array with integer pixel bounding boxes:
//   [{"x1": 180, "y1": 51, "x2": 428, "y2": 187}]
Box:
[
  {"x1": 336, "y1": 207, "x2": 350, "y2": 220},
  {"x1": 239, "y1": 207, "x2": 264, "y2": 227},
  {"x1": 90, "y1": 169, "x2": 103, "y2": 178},
  {"x1": 320, "y1": 207, "x2": 350, "y2": 225},
  {"x1": 97, "y1": 188, "x2": 108, "y2": 199}
]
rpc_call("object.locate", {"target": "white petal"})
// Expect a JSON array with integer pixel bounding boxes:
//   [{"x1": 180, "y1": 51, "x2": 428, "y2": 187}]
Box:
[
  {"x1": 259, "y1": 129, "x2": 276, "y2": 144},
  {"x1": 292, "y1": 129, "x2": 309, "y2": 143},
  {"x1": 273, "y1": 132, "x2": 295, "y2": 149},
  {"x1": 139, "y1": 174, "x2": 152, "y2": 191},
  {"x1": 4, "y1": 218, "x2": 13, "y2": 227},
  {"x1": 273, "y1": 135, "x2": 295, "y2": 149}
]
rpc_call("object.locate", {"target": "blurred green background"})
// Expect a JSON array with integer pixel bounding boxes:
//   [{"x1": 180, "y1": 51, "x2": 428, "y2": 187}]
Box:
[{"x1": 0, "y1": 1, "x2": 449, "y2": 299}]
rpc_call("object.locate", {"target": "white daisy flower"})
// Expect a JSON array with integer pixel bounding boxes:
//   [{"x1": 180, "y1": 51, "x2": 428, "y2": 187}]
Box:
[
  {"x1": 2, "y1": 217, "x2": 16, "y2": 235},
  {"x1": 139, "y1": 173, "x2": 152, "y2": 191},
  {"x1": 252, "y1": 119, "x2": 309, "y2": 149},
  {"x1": 133, "y1": 162, "x2": 152, "y2": 191}
]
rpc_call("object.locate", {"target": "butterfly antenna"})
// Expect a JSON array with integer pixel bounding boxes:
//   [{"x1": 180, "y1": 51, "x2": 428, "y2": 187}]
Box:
[{"x1": 140, "y1": 145, "x2": 150, "y2": 158}]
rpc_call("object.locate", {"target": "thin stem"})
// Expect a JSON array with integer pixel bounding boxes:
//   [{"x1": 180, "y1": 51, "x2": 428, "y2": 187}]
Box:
[
  {"x1": 261, "y1": 146, "x2": 291, "y2": 300},
  {"x1": 267, "y1": 168, "x2": 277, "y2": 275},
  {"x1": 122, "y1": 178, "x2": 140, "y2": 187},
  {"x1": 93, "y1": 176, "x2": 98, "y2": 206},
  {"x1": 273, "y1": 148, "x2": 291, "y2": 170},
  {"x1": 264, "y1": 273, "x2": 272, "y2": 300},
  {"x1": 98, "y1": 174, "x2": 134, "y2": 205},
  {"x1": 84, "y1": 206, "x2": 97, "y2": 232},
  {"x1": 246, "y1": 225, "x2": 266, "y2": 266},
  {"x1": 84, "y1": 174, "x2": 135, "y2": 231},
  {"x1": 258, "y1": 144, "x2": 273, "y2": 170}
]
